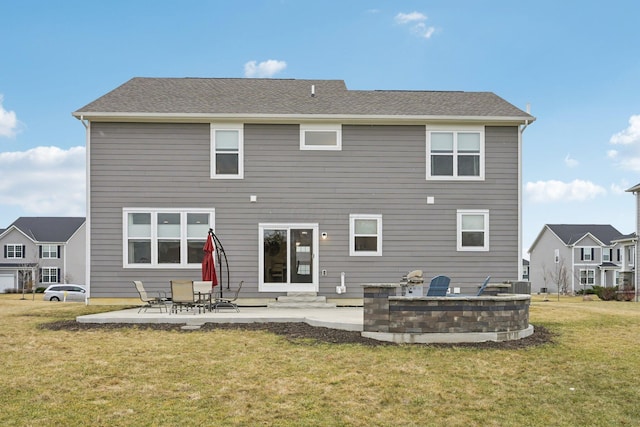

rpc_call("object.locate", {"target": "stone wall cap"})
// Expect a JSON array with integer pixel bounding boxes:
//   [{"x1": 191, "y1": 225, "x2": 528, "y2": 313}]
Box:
[
  {"x1": 361, "y1": 283, "x2": 401, "y2": 288},
  {"x1": 390, "y1": 294, "x2": 531, "y2": 301}
]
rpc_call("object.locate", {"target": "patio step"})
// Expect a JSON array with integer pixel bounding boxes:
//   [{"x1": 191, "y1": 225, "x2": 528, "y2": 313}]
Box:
[{"x1": 268, "y1": 292, "x2": 337, "y2": 309}]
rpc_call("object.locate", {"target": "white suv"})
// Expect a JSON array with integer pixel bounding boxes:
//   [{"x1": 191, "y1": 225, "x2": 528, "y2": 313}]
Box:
[{"x1": 43, "y1": 284, "x2": 87, "y2": 302}]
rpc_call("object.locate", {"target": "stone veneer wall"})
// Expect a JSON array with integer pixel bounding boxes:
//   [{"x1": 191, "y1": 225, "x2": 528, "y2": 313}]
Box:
[{"x1": 363, "y1": 283, "x2": 530, "y2": 334}]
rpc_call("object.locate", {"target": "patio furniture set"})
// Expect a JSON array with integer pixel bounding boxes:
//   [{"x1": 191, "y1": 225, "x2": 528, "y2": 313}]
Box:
[{"x1": 133, "y1": 280, "x2": 242, "y2": 314}]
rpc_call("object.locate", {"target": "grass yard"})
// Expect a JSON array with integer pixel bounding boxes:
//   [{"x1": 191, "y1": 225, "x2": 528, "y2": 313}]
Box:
[{"x1": 0, "y1": 295, "x2": 639, "y2": 426}]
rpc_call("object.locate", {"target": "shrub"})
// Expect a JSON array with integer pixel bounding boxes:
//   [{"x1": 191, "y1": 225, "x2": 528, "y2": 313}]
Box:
[
  {"x1": 35, "y1": 287, "x2": 47, "y2": 293},
  {"x1": 594, "y1": 286, "x2": 618, "y2": 301}
]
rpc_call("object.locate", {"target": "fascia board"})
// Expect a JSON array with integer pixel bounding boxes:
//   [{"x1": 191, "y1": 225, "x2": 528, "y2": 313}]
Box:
[
  {"x1": 573, "y1": 232, "x2": 605, "y2": 247},
  {"x1": 0, "y1": 226, "x2": 36, "y2": 243},
  {"x1": 72, "y1": 111, "x2": 535, "y2": 125}
]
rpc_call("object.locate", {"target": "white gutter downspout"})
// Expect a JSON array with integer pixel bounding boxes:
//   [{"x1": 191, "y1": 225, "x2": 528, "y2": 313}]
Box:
[
  {"x1": 518, "y1": 115, "x2": 530, "y2": 282},
  {"x1": 79, "y1": 115, "x2": 90, "y2": 305}
]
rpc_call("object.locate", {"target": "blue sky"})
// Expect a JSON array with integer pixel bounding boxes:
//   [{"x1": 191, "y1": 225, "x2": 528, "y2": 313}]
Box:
[{"x1": 1, "y1": 0, "x2": 639, "y2": 256}]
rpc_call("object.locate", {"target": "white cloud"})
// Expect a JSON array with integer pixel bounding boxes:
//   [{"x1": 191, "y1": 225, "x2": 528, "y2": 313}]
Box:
[
  {"x1": 608, "y1": 114, "x2": 640, "y2": 171},
  {"x1": 0, "y1": 146, "x2": 85, "y2": 217},
  {"x1": 0, "y1": 95, "x2": 19, "y2": 138},
  {"x1": 564, "y1": 153, "x2": 578, "y2": 168},
  {"x1": 395, "y1": 12, "x2": 427, "y2": 24},
  {"x1": 244, "y1": 59, "x2": 287, "y2": 78},
  {"x1": 610, "y1": 179, "x2": 630, "y2": 195},
  {"x1": 610, "y1": 115, "x2": 640, "y2": 145},
  {"x1": 395, "y1": 11, "x2": 436, "y2": 39},
  {"x1": 525, "y1": 179, "x2": 606, "y2": 203}
]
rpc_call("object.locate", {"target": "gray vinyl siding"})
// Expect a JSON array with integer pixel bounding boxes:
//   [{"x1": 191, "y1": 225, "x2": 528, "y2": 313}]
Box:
[{"x1": 89, "y1": 122, "x2": 520, "y2": 298}]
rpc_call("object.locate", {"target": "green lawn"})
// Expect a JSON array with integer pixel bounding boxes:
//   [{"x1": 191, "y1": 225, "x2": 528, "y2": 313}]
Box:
[{"x1": 1, "y1": 294, "x2": 639, "y2": 426}]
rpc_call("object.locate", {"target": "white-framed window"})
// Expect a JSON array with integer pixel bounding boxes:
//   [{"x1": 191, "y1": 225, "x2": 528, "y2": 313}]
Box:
[
  {"x1": 123, "y1": 208, "x2": 214, "y2": 268},
  {"x1": 580, "y1": 269, "x2": 595, "y2": 285},
  {"x1": 41, "y1": 244, "x2": 58, "y2": 259},
  {"x1": 602, "y1": 248, "x2": 611, "y2": 263},
  {"x1": 5, "y1": 244, "x2": 24, "y2": 259},
  {"x1": 40, "y1": 267, "x2": 59, "y2": 284},
  {"x1": 426, "y1": 125, "x2": 484, "y2": 180},
  {"x1": 300, "y1": 124, "x2": 342, "y2": 151},
  {"x1": 349, "y1": 214, "x2": 382, "y2": 256},
  {"x1": 581, "y1": 247, "x2": 595, "y2": 262},
  {"x1": 457, "y1": 210, "x2": 489, "y2": 251},
  {"x1": 211, "y1": 123, "x2": 243, "y2": 179}
]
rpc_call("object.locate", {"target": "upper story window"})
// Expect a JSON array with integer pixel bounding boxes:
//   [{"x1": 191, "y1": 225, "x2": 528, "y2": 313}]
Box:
[
  {"x1": 427, "y1": 126, "x2": 484, "y2": 180},
  {"x1": 602, "y1": 248, "x2": 612, "y2": 263},
  {"x1": 4, "y1": 244, "x2": 24, "y2": 259},
  {"x1": 300, "y1": 124, "x2": 342, "y2": 151},
  {"x1": 349, "y1": 214, "x2": 382, "y2": 256},
  {"x1": 41, "y1": 244, "x2": 59, "y2": 259},
  {"x1": 211, "y1": 123, "x2": 243, "y2": 179},
  {"x1": 123, "y1": 208, "x2": 214, "y2": 268},
  {"x1": 457, "y1": 210, "x2": 489, "y2": 251},
  {"x1": 580, "y1": 247, "x2": 595, "y2": 262}
]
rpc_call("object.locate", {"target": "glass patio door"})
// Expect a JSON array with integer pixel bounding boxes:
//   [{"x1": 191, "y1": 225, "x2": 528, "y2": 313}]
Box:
[{"x1": 259, "y1": 223, "x2": 318, "y2": 292}]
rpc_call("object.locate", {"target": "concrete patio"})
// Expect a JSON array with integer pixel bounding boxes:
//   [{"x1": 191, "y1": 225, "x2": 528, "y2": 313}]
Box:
[{"x1": 77, "y1": 306, "x2": 364, "y2": 332}]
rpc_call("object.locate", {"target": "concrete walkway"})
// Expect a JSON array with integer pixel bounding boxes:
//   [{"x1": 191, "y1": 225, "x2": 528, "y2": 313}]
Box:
[{"x1": 77, "y1": 306, "x2": 364, "y2": 332}]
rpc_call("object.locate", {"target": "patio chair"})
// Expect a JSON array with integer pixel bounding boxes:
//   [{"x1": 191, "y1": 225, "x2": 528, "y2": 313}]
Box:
[
  {"x1": 476, "y1": 276, "x2": 491, "y2": 296},
  {"x1": 193, "y1": 280, "x2": 214, "y2": 312},
  {"x1": 170, "y1": 280, "x2": 198, "y2": 314},
  {"x1": 133, "y1": 280, "x2": 169, "y2": 313},
  {"x1": 425, "y1": 275, "x2": 450, "y2": 296},
  {"x1": 212, "y1": 281, "x2": 243, "y2": 312}
]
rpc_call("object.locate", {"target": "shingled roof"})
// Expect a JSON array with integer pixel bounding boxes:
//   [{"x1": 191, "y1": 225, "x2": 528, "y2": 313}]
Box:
[
  {"x1": 546, "y1": 224, "x2": 625, "y2": 246},
  {"x1": 74, "y1": 78, "x2": 534, "y2": 122},
  {"x1": 7, "y1": 217, "x2": 85, "y2": 243}
]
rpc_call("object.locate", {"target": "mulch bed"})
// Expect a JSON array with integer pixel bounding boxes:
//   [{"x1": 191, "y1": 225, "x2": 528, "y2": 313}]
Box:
[{"x1": 40, "y1": 320, "x2": 553, "y2": 349}]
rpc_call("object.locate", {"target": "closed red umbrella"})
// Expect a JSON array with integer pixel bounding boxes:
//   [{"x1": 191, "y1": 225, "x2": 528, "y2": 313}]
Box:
[{"x1": 202, "y1": 232, "x2": 218, "y2": 287}]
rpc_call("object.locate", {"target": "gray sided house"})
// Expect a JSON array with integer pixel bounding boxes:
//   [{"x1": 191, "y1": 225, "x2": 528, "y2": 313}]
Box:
[
  {"x1": 0, "y1": 217, "x2": 86, "y2": 291},
  {"x1": 528, "y1": 224, "x2": 634, "y2": 294},
  {"x1": 73, "y1": 78, "x2": 534, "y2": 303}
]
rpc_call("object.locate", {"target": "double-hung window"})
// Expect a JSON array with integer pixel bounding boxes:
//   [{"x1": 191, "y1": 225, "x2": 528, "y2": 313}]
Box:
[
  {"x1": 5, "y1": 244, "x2": 24, "y2": 259},
  {"x1": 349, "y1": 214, "x2": 382, "y2": 256},
  {"x1": 123, "y1": 208, "x2": 214, "y2": 268},
  {"x1": 211, "y1": 123, "x2": 243, "y2": 179},
  {"x1": 300, "y1": 124, "x2": 342, "y2": 151},
  {"x1": 457, "y1": 210, "x2": 489, "y2": 251},
  {"x1": 40, "y1": 267, "x2": 59, "y2": 283},
  {"x1": 41, "y1": 244, "x2": 59, "y2": 259},
  {"x1": 580, "y1": 269, "x2": 595, "y2": 286},
  {"x1": 427, "y1": 126, "x2": 484, "y2": 180}
]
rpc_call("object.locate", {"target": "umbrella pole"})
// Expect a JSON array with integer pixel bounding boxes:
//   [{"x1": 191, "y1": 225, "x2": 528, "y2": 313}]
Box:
[{"x1": 209, "y1": 229, "x2": 230, "y2": 298}]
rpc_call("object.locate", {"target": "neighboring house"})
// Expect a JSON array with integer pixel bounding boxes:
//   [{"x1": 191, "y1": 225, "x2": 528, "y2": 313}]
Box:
[
  {"x1": 528, "y1": 224, "x2": 632, "y2": 294},
  {"x1": 73, "y1": 77, "x2": 534, "y2": 302},
  {"x1": 0, "y1": 217, "x2": 86, "y2": 291},
  {"x1": 522, "y1": 259, "x2": 529, "y2": 280}
]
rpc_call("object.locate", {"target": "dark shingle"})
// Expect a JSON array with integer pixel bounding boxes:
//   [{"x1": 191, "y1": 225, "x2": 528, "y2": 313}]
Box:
[
  {"x1": 547, "y1": 224, "x2": 625, "y2": 246},
  {"x1": 9, "y1": 217, "x2": 85, "y2": 242}
]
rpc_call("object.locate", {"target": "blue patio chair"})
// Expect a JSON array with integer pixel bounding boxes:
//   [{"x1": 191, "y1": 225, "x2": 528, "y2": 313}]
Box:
[
  {"x1": 476, "y1": 276, "x2": 491, "y2": 296},
  {"x1": 425, "y1": 275, "x2": 450, "y2": 296}
]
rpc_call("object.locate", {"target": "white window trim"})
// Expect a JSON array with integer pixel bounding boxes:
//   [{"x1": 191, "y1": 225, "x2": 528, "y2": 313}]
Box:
[
  {"x1": 457, "y1": 209, "x2": 490, "y2": 252},
  {"x1": 602, "y1": 248, "x2": 611, "y2": 263},
  {"x1": 6, "y1": 244, "x2": 23, "y2": 259},
  {"x1": 41, "y1": 244, "x2": 58, "y2": 259},
  {"x1": 211, "y1": 123, "x2": 244, "y2": 179},
  {"x1": 426, "y1": 125, "x2": 485, "y2": 181},
  {"x1": 258, "y1": 223, "x2": 319, "y2": 292},
  {"x1": 349, "y1": 214, "x2": 383, "y2": 256},
  {"x1": 122, "y1": 208, "x2": 215, "y2": 269},
  {"x1": 300, "y1": 124, "x2": 342, "y2": 151},
  {"x1": 41, "y1": 267, "x2": 59, "y2": 284},
  {"x1": 579, "y1": 269, "x2": 595, "y2": 285}
]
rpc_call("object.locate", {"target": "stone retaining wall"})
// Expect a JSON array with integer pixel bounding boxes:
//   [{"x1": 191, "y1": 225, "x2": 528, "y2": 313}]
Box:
[{"x1": 362, "y1": 283, "x2": 531, "y2": 343}]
